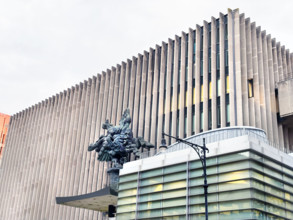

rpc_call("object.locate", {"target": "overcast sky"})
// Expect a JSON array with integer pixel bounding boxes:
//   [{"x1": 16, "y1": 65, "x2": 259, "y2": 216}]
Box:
[{"x1": 1, "y1": 0, "x2": 292, "y2": 116}]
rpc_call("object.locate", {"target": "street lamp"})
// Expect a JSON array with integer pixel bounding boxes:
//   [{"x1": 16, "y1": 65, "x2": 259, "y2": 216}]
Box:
[{"x1": 161, "y1": 133, "x2": 209, "y2": 220}]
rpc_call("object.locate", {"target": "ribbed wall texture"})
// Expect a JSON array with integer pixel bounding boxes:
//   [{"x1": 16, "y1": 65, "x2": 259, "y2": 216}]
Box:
[{"x1": 0, "y1": 9, "x2": 292, "y2": 219}]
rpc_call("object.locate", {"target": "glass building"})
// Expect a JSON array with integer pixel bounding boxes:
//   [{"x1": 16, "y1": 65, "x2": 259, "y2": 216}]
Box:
[{"x1": 117, "y1": 127, "x2": 293, "y2": 220}]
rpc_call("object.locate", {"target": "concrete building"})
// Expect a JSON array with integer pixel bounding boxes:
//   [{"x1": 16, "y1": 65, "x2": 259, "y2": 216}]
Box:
[
  {"x1": 0, "y1": 113, "x2": 10, "y2": 166},
  {"x1": 0, "y1": 8, "x2": 293, "y2": 219}
]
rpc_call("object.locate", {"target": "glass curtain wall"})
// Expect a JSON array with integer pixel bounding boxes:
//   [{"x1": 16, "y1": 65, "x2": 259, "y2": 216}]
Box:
[{"x1": 117, "y1": 150, "x2": 293, "y2": 220}]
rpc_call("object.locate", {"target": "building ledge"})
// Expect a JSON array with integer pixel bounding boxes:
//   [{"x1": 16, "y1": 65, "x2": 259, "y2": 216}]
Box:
[{"x1": 56, "y1": 187, "x2": 117, "y2": 212}]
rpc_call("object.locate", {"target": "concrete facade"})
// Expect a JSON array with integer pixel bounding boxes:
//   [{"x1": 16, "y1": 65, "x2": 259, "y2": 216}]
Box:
[{"x1": 0, "y1": 9, "x2": 293, "y2": 219}]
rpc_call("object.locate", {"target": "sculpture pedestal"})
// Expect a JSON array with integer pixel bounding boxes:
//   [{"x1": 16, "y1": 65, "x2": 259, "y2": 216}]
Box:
[{"x1": 107, "y1": 167, "x2": 121, "y2": 195}]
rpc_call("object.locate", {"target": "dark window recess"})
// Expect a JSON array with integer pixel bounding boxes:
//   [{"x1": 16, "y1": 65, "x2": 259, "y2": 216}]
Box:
[{"x1": 248, "y1": 79, "x2": 254, "y2": 98}]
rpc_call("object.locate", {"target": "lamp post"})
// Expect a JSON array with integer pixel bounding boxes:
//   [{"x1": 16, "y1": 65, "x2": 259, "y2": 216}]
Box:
[{"x1": 161, "y1": 133, "x2": 209, "y2": 220}]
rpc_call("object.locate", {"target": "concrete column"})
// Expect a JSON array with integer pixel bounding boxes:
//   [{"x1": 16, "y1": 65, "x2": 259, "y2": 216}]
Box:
[
  {"x1": 117, "y1": 62, "x2": 126, "y2": 120},
  {"x1": 245, "y1": 18, "x2": 256, "y2": 127},
  {"x1": 219, "y1": 13, "x2": 226, "y2": 128},
  {"x1": 289, "y1": 128, "x2": 293, "y2": 152},
  {"x1": 164, "y1": 39, "x2": 174, "y2": 145},
  {"x1": 150, "y1": 45, "x2": 161, "y2": 146},
  {"x1": 54, "y1": 86, "x2": 78, "y2": 219},
  {"x1": 240, "y1": 14, "x2": 249, "y2": 126},
  {"x1": 11, "y1": 110, "x2": 28, "y2": 219},
  {"x1": 92, "y1": 74, "x2": 103, "y2": 217},
  {"x1": 12, "y1": 108, "x2": 32, "y2": 218},
  {"x1": 262, "y1": 32, "x2": 274, "y2": 141},
  {"x1": 87, "y1": 75, "x2": 101, "y2": 220},
  {"x1": 171, "y1": 36, "x2": 180, "y2": 142},
  {"x1": 8, "y1": 109, "x2": 30, "y2": 219},
  {"x1": 38, "y1": 97, "x2": 57, "y2": 219},
  {"x1": 256, "y1": 27, "x2": 268, "y2": 132},
  {"x1": 275, "y1": 42, "x2": 285, "y2": 150},
  {"x1": 68, "y1": 80, "x2": 89, "y2": 220},
  {"x1": 290, "y1": 53, "x2": 293, "y2": 78},
  {"x1": 100, "y1": 71, "x2": 111, "y2": 135},
  {"x1": 283, "y1": 126, "x2": 289, "y2": 152},
  {"x1": 44, "y1": 92, "x2": 66, "y2": 219},
  {"x1": 128, "y1": 57, "x2": 137, "y2": 118},
  {"x1": 286, "y1": 50, "x2": 292, "y2": 79},
  {"x1": 195, "y1": 25, "x2": 202, "y2": 133},
  {"x1": 203, "y1": 21, "x2": 209, "y2": 131},
  {"x1": 98, "y1": 71, "x2": 111, "y2": 192},
  {"x1": 251, "y1": 23, "x2": 261, "y2": 129},
  {"x1": 112, "y1": 65, "x2": 121, "y2": 125},
  {"x1": 59, "y1": 84, "x2": 83, "y2": 220},
  {"x1": 228, "y1": 9, "x2": 236, "y2": 126},
  {"x1": 282, "y1": 46, "x2": 288, "y2": 80},
  {"x1": 233, "y1": 9, "x2": 244, "y2": 126},
  {"x1": 267, "y1": 35, "x2": 279, "y2": 145},
  {"x1": 39, "y1": 95, "x2": 60, "y2": 220},
  {"x1": 79, "y1": 78, "x2": 96, "y2": 220},
  {"x1": 144, "y1": 48, "x2": 154, "y2": 142},
  {"x1": 179, "y1": 32, "x2": 187, "y2": 137},
  {"x1": 187, "y1": 29, "x2": 194, "y2": 136},
  {"x1": 138, "y1": 51, "x2": 149, "y2": 138},
  {"x1": 52, "y1": 88, "x2": 74, "y2": 219},
  {"x1": 157, "y1": 42, "x2": 167, "y2": 145},
  {"x1": 211, "y1": 17, "x2": 217, "y2": 129},
  {"x1": 122, "y1": 59, "x2": 132, "y2": 111},
  {"x1": 107, "y1": 68, "x2": 116, "y2": 122},
  {"x1": 277, "y1": 43, "x2": 284, "y2": 82},
  {"x1": 31, "y1": 99, "x2": 53, "y2": 219},
  {"x1": 132, "y1": 54, "x2": 143, "y2": 137}
]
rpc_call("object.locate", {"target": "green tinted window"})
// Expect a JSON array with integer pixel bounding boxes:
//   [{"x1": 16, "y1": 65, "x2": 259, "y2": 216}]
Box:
[
  {"x1": 219, "y1": 199, "x2": 251, "y2": 211},
  {"x1": 164, "y1": 172, "x2": 186, "y2": 182},
  {"x1": 119, "y1": 180, "x2": 137, "y2": 190},
  {"x1": 163, "y1": 206, "x2": 186, "y2": 216},
  {"x1": 219, "y1": 189, "x2": 251, "y2": 201},
  {"x1": 116, "y1": 211, "x2": 135, "y2": 220},
  {"x1": 139, "y1": 192, "x2": 161, "y2": 202},
  {"x1": 119, "y1": 188, "x2": 137, "y2": 197},
  {"x1": 163, "y1": 197, "x2": 186, "y2": 207},
  {"x1": 218, "y1": 151, "x2": 249, "y2": 163},
  {"x1": 117, "y1": 204, "x2": 136, "y2": 212},
  {"x1": 141, "y1": 168, "x2": 162, "y2": 178},
  {"x1": 138, "y1": 209, "x2": 162, "y2": 218},
  {"x1": 218, "y1": 170, "x2": 249, "y2": 182},
  {"x1": 139, "y1": 201, "x2": 161, "y2": 210},
  {"x1": 162, "y1": 189, "x2": 186, "y2": 199},
  {"x1": 164, "y1": 163, "x2": 187, "y2": 174},
  {"x1": 219, "y1": 161, "x2": 249, "y2": 173},
  {"x1": 164, "y1": 180, "x2": 186, "y2": 190},
  {"x1": 140, "y1": 184, "x2": 163, "y2": 194},
  {"x1": 219, "y1": 180, "x2": 250, "y2": 191},
  {"x1": 117, "y1": 196, "x2": 136, "y2": 205},
  {"x1": 120, "y1": 173, "x2": 138, "y2": 183},
  {"x1": 140, "y1": 176, "x2": 162, "y2": 186}
]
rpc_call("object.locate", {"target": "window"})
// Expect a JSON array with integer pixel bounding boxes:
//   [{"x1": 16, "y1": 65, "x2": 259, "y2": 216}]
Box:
[
  {"x1": 209, "y1": 81, "x2": 212, "y2": 99},
  {"x1": 226, "y1": 75, "x2": 230, "y2": 94},
  {"x1": 200, "y1": 85, "x2": 204, "y2": 102},
  {"x1": 248, "y1": 79, "x2": 254, "y2": 98}
]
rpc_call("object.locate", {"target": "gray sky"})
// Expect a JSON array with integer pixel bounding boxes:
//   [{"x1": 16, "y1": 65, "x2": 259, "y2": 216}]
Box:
[{"x1": 1, "y1": 0, "x2": 292, "y2": 115}]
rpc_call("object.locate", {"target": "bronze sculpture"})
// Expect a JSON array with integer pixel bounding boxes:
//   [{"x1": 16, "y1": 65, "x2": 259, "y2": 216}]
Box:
[{"x1": 88, "y1": 109, "x2": 154, "y2": 167}]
